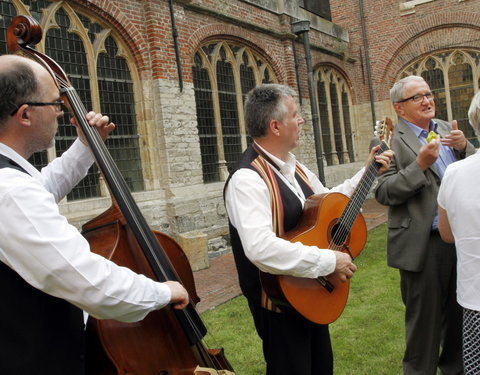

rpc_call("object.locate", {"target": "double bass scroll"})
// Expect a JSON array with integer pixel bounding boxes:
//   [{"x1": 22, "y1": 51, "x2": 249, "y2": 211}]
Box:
[{"x1": 7, "y1": 15, "x2": 234, "y2": 375}]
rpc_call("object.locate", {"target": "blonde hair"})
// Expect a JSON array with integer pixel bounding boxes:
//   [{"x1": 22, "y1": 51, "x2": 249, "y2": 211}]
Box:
[{"x1": 468, "y1": 91, "x2": 480, "y2": 138}]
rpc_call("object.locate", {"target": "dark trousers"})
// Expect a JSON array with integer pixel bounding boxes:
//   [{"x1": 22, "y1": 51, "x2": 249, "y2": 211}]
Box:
[
  {"x1": 248, "y1": 300, "x2": 333, "y2": 375},
  {"x1": 400, "y1": 232, "x2": 463, "y2": 375}
]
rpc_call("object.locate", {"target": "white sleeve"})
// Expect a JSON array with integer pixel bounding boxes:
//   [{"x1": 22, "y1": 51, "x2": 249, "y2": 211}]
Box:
[
  {"x1": 225, "y1": 168, "x2": 336, "y2": 278},
  {"x1": 302, "y1": 161, "x2": 365, "y2": 197},
  {"x1": 0, "y1": 173, "x2": 172, "y2": 323},
  {"x1": 40, "y1": 139, "x2": 95, "y2": 202}
]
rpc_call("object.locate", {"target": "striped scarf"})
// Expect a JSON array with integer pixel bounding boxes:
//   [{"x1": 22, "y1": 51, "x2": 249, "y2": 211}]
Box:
[{"x1": 250, "y1": 151, "x2": 313, "y2": 312}]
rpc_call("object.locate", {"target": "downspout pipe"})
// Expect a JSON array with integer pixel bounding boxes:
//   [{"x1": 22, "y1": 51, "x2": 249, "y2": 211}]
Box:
[
  {"x1": 359, "y1": 0, "x2": 376, "y2": 128},
  {"x1": 168, "y1": 0, "x2": 184, "y2": 92},
  {"x1": 291, "y1": 38, "x2": 303, "y2": 106},
  {"x1": 292, "y1": 20, "x2": 326, "y2": 185}
]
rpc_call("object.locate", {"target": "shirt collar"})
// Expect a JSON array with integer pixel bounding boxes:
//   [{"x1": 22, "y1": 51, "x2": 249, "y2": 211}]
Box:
[
  {"x1": 0, "y1": 142, "x2": 40, "y2": 177},
  {"x1": 404, "y1": 119, "x2": 438, "y2": 138},
  {"x1": 254, "y1": 142, "x2": 297, "y2": 172}
]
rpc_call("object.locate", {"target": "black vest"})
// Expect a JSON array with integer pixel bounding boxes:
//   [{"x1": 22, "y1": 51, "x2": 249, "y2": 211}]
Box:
[
  {"x1": 224, "y1": 146, "x2": 314, "y2": 306},
  {"x1": 0, "y1": 154, "x2": 85, "y2": 375}
]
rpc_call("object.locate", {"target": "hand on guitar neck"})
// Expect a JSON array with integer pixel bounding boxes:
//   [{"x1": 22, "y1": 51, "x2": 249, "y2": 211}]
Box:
[
  {"x1": 333, "y1": 251, "x2": 357, "y2": 282},
  {"x1": 370, "y1": 117, "x2": 395, "y2": 174},
  {"x1": 368, "y1": 145, "x2": 394, "y2": 174}
]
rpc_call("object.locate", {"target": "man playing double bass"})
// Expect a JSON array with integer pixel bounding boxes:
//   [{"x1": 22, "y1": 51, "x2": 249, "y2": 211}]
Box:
[
  {"x1": 0, "y1": 54, "x2": 189, "y2": 375},
  {"x1": 224, "y1": 83, "x2": 394, "y2": 374}
]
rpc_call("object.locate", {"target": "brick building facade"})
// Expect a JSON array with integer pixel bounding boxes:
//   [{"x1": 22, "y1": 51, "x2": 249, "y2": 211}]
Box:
[{"x1": 1, "y1": 0, "x2": 479, "y2": 269}]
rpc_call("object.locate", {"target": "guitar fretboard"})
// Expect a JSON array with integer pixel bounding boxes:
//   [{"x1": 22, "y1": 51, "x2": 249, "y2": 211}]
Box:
[{"x1": 331, "y1": 141, "x2": 389, "y2": 250}]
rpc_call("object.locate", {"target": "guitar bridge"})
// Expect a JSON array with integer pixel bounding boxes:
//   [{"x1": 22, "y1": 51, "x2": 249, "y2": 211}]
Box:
[{"x1": 317, "y1": 276, "x2": 334, "y2": 293}]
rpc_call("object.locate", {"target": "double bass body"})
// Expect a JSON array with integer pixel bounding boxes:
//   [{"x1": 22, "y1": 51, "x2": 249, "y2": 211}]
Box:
[{"x1": 83, "y1": 205, "x2": 201, "y2": 375}]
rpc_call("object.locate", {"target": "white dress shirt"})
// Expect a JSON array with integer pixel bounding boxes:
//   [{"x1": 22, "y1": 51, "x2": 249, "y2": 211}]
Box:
[
  {"x1": 225, "y1": 145, "x2": 364, "y2": 279},
  {"x1": 438, "y1": 150, "x2": 480, "y2": 312},
  {"x1": 0, "y1": 140, "x2": 172, "y2": 323}
]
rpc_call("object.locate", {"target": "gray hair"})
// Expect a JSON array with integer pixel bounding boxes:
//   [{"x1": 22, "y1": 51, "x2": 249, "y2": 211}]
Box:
[
  {"x1": 468, "y1": 91, "x2": 480, "y2": 138},
  {"x1": 244, "y1": 83, "x2": 296, "y2": 138},
  {"x1": 0, "y1": 59, "x2": 39, "y2": 123},
  {"x1": 390, "y1": 75, "x2": 426, "y2": 103}
]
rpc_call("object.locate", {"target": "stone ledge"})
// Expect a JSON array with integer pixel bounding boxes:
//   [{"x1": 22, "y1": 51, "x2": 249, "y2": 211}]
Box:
[{"x1": 175, "y1": 230, "x2": 210, "y2": 271}]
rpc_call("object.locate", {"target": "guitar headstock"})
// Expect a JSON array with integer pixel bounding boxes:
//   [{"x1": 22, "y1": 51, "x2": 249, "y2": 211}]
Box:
[{"x1": 374, "y1": 117, "x2": 394, "y2": 147}]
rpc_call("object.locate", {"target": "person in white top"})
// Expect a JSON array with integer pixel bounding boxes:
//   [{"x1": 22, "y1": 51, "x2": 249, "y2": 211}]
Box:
[
  {"x1": 224, "y1": 83, "x2": 393, "y2": 375},
  {"x1": 0, "y1": 54, "x2": 188, "y2": 374},
  {"x1": 438, "y1": 91, "x2": 480, "y2": 375}
]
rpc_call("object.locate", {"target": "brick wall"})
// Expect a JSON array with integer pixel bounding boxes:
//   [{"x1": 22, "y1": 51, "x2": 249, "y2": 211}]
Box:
[
  {"x1": 330, "y1": 0, "x2": 480, "y2": 103},
  {"x1": 57, "y1": 0, "x2": 480, "y2": 266}
]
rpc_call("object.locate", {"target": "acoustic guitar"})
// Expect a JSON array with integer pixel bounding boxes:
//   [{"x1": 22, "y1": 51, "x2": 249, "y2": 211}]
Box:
[{"x1": 259, "y1": 117, "x2": 394, "y2": 324}]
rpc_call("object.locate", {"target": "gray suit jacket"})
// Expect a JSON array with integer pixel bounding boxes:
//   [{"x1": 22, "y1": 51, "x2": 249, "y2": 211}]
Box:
[{"x1": 375, "y1": 118, "x2": 476, "y2": 272}]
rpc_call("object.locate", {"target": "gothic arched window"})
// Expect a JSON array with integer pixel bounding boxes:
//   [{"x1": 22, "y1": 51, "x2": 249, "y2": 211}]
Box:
[
  {"x1": 0, "y1": 0, "x2": 144, "y2": 200},
  {"x1": 400, "y1": 49, "x2": 480, "y2": 147},
  {"x1": 192, "y1": 41, "x2": 277, "y2": 183},
  {"x1": 314, "y1": 66, "x2": 355, "y2": 166}
]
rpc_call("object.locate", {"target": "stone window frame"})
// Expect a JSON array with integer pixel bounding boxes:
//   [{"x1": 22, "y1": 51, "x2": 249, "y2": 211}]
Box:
[
  {"x1": 399, "y1": 0, "x2": 467, "y2": 16},
  {"x1": 192, "y1": 40, "x2": 277, "y2": 183},
  {"x1": 4, "y1": 0, "x2": 145, "y2": 200},
  {"x1": 399, "y1": 0, "x2": 435, "y2": 16},
  {"x1": 313, "y1": 65, "x2": 356, "y2": 166}
]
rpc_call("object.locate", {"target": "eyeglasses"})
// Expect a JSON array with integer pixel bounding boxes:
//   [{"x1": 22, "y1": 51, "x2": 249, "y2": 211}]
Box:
[
  {"x1": 10, "y1": 100, "x2": 65, "y2": 116},
  {"x1": 396, "y1": 92, "x2": 434, "y2": 104}
]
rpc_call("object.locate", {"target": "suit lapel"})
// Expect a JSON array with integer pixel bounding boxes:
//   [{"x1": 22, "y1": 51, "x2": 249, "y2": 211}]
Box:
[
  {"x1": 396, "y1": 118, "x2": 440, "y2": 178},
  {"x1": 397, "y1": 118, "x2": 422, "y2": 155}
]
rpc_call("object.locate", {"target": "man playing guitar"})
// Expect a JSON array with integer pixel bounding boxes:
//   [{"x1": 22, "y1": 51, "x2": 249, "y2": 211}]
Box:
[{"x1": 224, "y1": 83, "x2": 393, "y2": 375}]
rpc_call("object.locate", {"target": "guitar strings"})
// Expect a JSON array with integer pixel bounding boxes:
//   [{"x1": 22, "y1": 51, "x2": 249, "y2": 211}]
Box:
[
  {"x1": 330, "y1": 156, "x2": 379, "y2": 251},
  {"x1": 328, "y1": 144, "x2": 387, "y2": 256},
  {"x1": 330, "y1": 146, "x2": 385, "y2": 252}
]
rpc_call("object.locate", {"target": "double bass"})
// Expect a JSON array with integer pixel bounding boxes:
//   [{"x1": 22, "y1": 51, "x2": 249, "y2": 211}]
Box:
[{"x1": 7, "y1": 15, "x2": 234, "y2": 375}]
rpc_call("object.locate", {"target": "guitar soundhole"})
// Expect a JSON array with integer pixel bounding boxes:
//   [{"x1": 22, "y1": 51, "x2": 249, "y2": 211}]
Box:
[{"x1": 331, "y1": 223, "x2": 348, "y2": 246}]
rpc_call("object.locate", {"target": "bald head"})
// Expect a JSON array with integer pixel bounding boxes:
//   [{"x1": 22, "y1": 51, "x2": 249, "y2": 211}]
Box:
[
  {"x1": 0, "y1": 54, "x2": 48, "y2": 74},
  {"x1": 0, "y1": 55, "x2": 48, "y2": 123}
]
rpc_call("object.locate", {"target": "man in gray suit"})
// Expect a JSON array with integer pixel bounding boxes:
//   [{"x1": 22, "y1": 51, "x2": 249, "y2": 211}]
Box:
[{"x1": 375, "y1": 75, "x2": 476, "y2": 375}]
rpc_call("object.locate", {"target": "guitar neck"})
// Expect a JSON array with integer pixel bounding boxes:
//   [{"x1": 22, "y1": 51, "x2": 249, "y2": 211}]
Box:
[{"x1": 338, "y1": 141, "x2": 389, "y2": 234}]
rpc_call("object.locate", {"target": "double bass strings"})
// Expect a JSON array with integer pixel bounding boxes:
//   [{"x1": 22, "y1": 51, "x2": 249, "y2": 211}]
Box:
[
  {"x1": 62, "y1": 83, "x2": 188, "y2": 287},
  {"x1": 58, "y1": 76, "x2": 231, "y2": 373}
]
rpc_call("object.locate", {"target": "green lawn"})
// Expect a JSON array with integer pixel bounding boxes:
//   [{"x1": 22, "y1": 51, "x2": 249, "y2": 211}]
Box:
[{"x1": 201, "y1": 223, "x2": 405, "y2": 374}]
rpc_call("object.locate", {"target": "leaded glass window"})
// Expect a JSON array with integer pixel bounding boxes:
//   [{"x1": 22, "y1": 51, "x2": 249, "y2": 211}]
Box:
[
  {"x1": 314, "y1": 67, "x2": 355, "y2": 166},
  {"x1": 193, "y1": 52, "x2": 219, "y2": 183},
  {"x1": 298, "y1": 0, "x2": 332, "y2": 21},
  {"x1": 98, "y1": 36, "x2": 144, "y2": 192},
  {"x1": 47, "y1": 7, "x2": 98, "y2": 200},
  {"x1": 217, "y1": 47, "x2": 242, "y2": 175},
  {"x1": 192, "y1": 41, "x2": 277, "y2": 182},
  {"x1": 342, "y1": 90, "x2": 355, "y2": 162},
  {"x1": 0, "y1": 0, "x2": 144, "y2": 200},
  {"x1": 0, "y1": 0, "x2": 16, "y2": 55}
]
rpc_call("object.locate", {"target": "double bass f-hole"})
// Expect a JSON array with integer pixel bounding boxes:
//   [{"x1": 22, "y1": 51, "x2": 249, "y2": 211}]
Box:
[{"x1": 7, "y1": 15, "x2": 234, "y2": 375}]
